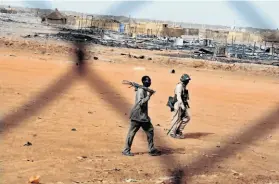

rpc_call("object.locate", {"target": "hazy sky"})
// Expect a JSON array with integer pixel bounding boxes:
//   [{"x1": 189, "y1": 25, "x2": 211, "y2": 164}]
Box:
[{"x1": 2, "y1": 1, "x2": 279, "y2": 29}]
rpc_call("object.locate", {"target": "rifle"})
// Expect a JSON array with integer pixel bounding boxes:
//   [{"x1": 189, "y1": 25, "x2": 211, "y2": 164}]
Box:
[
  {"x1": 167, "y1": 120, "x2": 177, "y2": 135},
  {"x1": 122, "y1": 80, "x2": 156, "y2": 94}
]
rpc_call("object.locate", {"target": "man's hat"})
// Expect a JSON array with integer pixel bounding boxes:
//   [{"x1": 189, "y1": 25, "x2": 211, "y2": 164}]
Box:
[{"x1": 180, "y1": 74, "x2": 191, "y2": 82}]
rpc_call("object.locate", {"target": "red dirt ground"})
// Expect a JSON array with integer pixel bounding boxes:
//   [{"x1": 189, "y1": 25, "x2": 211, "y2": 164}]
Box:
[{"x1": 0, "y1": 45, "x2": 279, "y2": 184}]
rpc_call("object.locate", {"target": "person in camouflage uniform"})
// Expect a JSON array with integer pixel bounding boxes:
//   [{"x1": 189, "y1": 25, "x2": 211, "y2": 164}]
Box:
[
  {"x1": 122, "y1": 76, "x2": 161, "y2": 156},
  {"x1": 169, "y1": 74, "x2": 191, "y2": 139}
]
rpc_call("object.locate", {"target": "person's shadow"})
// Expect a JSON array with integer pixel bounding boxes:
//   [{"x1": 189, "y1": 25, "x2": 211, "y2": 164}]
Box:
[
  {"x1": 133, "y1": 132, "x2": 214, "y2": 156},
  {"x1": 183, "y1": 132, "x2": 214, "y2": 139},
  {"x1": 134, "y1": 147, "x2": 187, "y2": 156}
]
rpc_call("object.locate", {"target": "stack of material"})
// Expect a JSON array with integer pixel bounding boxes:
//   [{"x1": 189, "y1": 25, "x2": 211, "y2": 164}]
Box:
[{"x1": 214, "y1": 45, "x2": 227, "y2": 57}]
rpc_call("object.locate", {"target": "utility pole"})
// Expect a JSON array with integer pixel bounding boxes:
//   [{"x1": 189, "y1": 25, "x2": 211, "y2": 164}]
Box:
[
  {"x1": 248, "y1": 34, "x2": 250, "y2": 44},
  {"x1": 129, "y1": 15, "x2": 131, "y2": 35},
  {"x1": 81, "y1": 14, "x2": 83, "y2": 33},
  {"x1": 78, "y1": 20, "x2": 81, "y2": 30},
  {"x1": 82, "y1": 14, "x2": 85, "y2": 33},
  {"x1": 253, "y1": 41, "x2": 256, "y2": 55},
  {"x1": 85, "y1": 15, "x2": 88, "y2": 31},
  {"x1": 272, "y1": 42, "x2": 274, "y2": 58},
  {"x1": 91, "y1": 15, "x2": 93, "y2": 28}
]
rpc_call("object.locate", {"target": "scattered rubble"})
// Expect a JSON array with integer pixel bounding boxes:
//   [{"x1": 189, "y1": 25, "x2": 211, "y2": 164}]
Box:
[
  {"x1": 197, "y1": 48, "x2": 214, "y2": 55},
  {"x1": 125, "y1": 178, "x2": 140, "y2": 182},
  {"x1": 29, "y1": 175, "x2": 40, "y2": 184},
  {"x1": 77, "y1": 156, "x2": 87, "y2": 160},
  {"x1": 1, "y1": 10, "x2": 279, "y2": 67},
  {"x1": 24, "y1": 141, "x2": 32, "y2": 146},
  {"x1": 103, "y1": 168, "x2": 121, "y2": 172},
  {"x1": 170, "y1": 69, "x2": 175, "y2": 73},
  {"x1": 155, "y1": 176, "x2": 175, "y2": 184},
  {"x1": 138, "y1": 55, "x2": 145, "y2": 59},
  {"x1": 231, "y1": 169, "x2": 243, "y2": 177}
]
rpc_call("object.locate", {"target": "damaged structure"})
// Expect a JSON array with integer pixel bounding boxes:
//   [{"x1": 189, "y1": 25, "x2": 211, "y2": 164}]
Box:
[
  {"x1": 41, "y1": 8, "x2": 67, "y2": 24},
  {"x1": 0, "y1": 6, "x2": 17, "y2": 14},
  {"x1": 161, "y1": 24, "x2": 185, "y2": 37},
  {"x1": 7, "y1": 7, "x2": 276, "y2": 66}
]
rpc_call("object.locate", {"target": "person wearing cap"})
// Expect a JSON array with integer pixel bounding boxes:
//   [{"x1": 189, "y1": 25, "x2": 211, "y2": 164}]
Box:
[{"x1": 169, "y1": 74, "x2": 191, "y2": 139}]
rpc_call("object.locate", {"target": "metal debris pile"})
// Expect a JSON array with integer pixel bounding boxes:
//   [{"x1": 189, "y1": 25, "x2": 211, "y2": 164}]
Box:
[{"x1": 1, "y1": 11, "x2": 279, "y2": 66}]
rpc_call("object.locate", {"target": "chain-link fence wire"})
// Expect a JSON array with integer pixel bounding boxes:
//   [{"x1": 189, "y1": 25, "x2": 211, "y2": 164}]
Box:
[
  {"x1": 0, "y1": 1, "x2": 179, "y2": 182},
  {"x1": 0, "y1": 1, "x2": 148, "y2": 133},
  {"x1": 1, "y1": 1, "x2": 279, "y2": 183},
  {"x1": 229, "y1": 1, "x2": 274, "y2": 29}
]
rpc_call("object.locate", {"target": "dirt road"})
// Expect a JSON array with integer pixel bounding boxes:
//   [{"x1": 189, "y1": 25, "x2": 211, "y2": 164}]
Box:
[{"x1": 0, "y1": 47, "x2": 279, "y2": 184}]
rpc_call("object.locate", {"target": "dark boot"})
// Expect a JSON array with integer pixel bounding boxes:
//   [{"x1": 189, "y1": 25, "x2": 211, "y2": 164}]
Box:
[
  {"x1": 177, "y1": 131, "x2": 185, "y2": 139},
  {"x1": 149, "y1": 149, "x2": 161, "y2": 156},
  {"x1": 170, "y1": 133, "x2": 184, "y2": 139},
  {"x1": 122, "y1": 151, "x2": 134, "y2": 156}
]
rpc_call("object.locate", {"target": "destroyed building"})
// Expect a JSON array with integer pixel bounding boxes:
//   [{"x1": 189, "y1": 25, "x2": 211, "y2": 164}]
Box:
[
  {"x1": 161, "y1": 24, "x2": 185, "y2": 37},
  {"x1": 76, "y1": 17, "x2": 121, "y2": 32},
  {"x1": 41, "y1": 8, "x2": 67, "y2": 24},
  {"x1": 262, "y1": 31, "x2": 279, "y2": 43},
  {"x1": 227, "y1": 31, "x2": 262, "y2": 44},
  {"x1": 74, "y1": 17, "x2": 162, "y2": 36},
  {"x1": 181, "y1": 28, "x2": 200, "y2": 41},
  {"x1": 125, "y1": 21, "x2": 163, "y2": 36},
  {"x1": 126, "y1": 21, "x2": 148, "y2": 35},
  {"x1": 0, "y1": 6, "x2": 17, "y2": 14},
  {"x1": 261, "y1": 31, "x2": 279, "y2": 55},
  {"x1": 66, "y1": 15, "x2": 78, "y2": 26},
  {"x1": 184, "y1": 28, "x2": 199, "y2": 36},
  {"x1": 200, "y1": 29, "x2": 229, "y2": 43},
  {"x1": 91, "y1": 19, "x2": 121, "y2": 32},
  {"x1": 145, "y1": 22, "x2": 164, "y2": 36}
]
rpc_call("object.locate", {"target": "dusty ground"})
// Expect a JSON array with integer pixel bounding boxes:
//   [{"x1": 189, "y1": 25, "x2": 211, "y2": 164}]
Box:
[{"x1": 1, "y1": 41, "x2": 279, "y2": 184}]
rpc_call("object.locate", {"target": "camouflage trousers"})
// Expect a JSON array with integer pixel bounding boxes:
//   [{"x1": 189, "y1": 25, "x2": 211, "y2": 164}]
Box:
[{"x1": 169, "y1": 103, "x2": 190, "y2": 135}]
